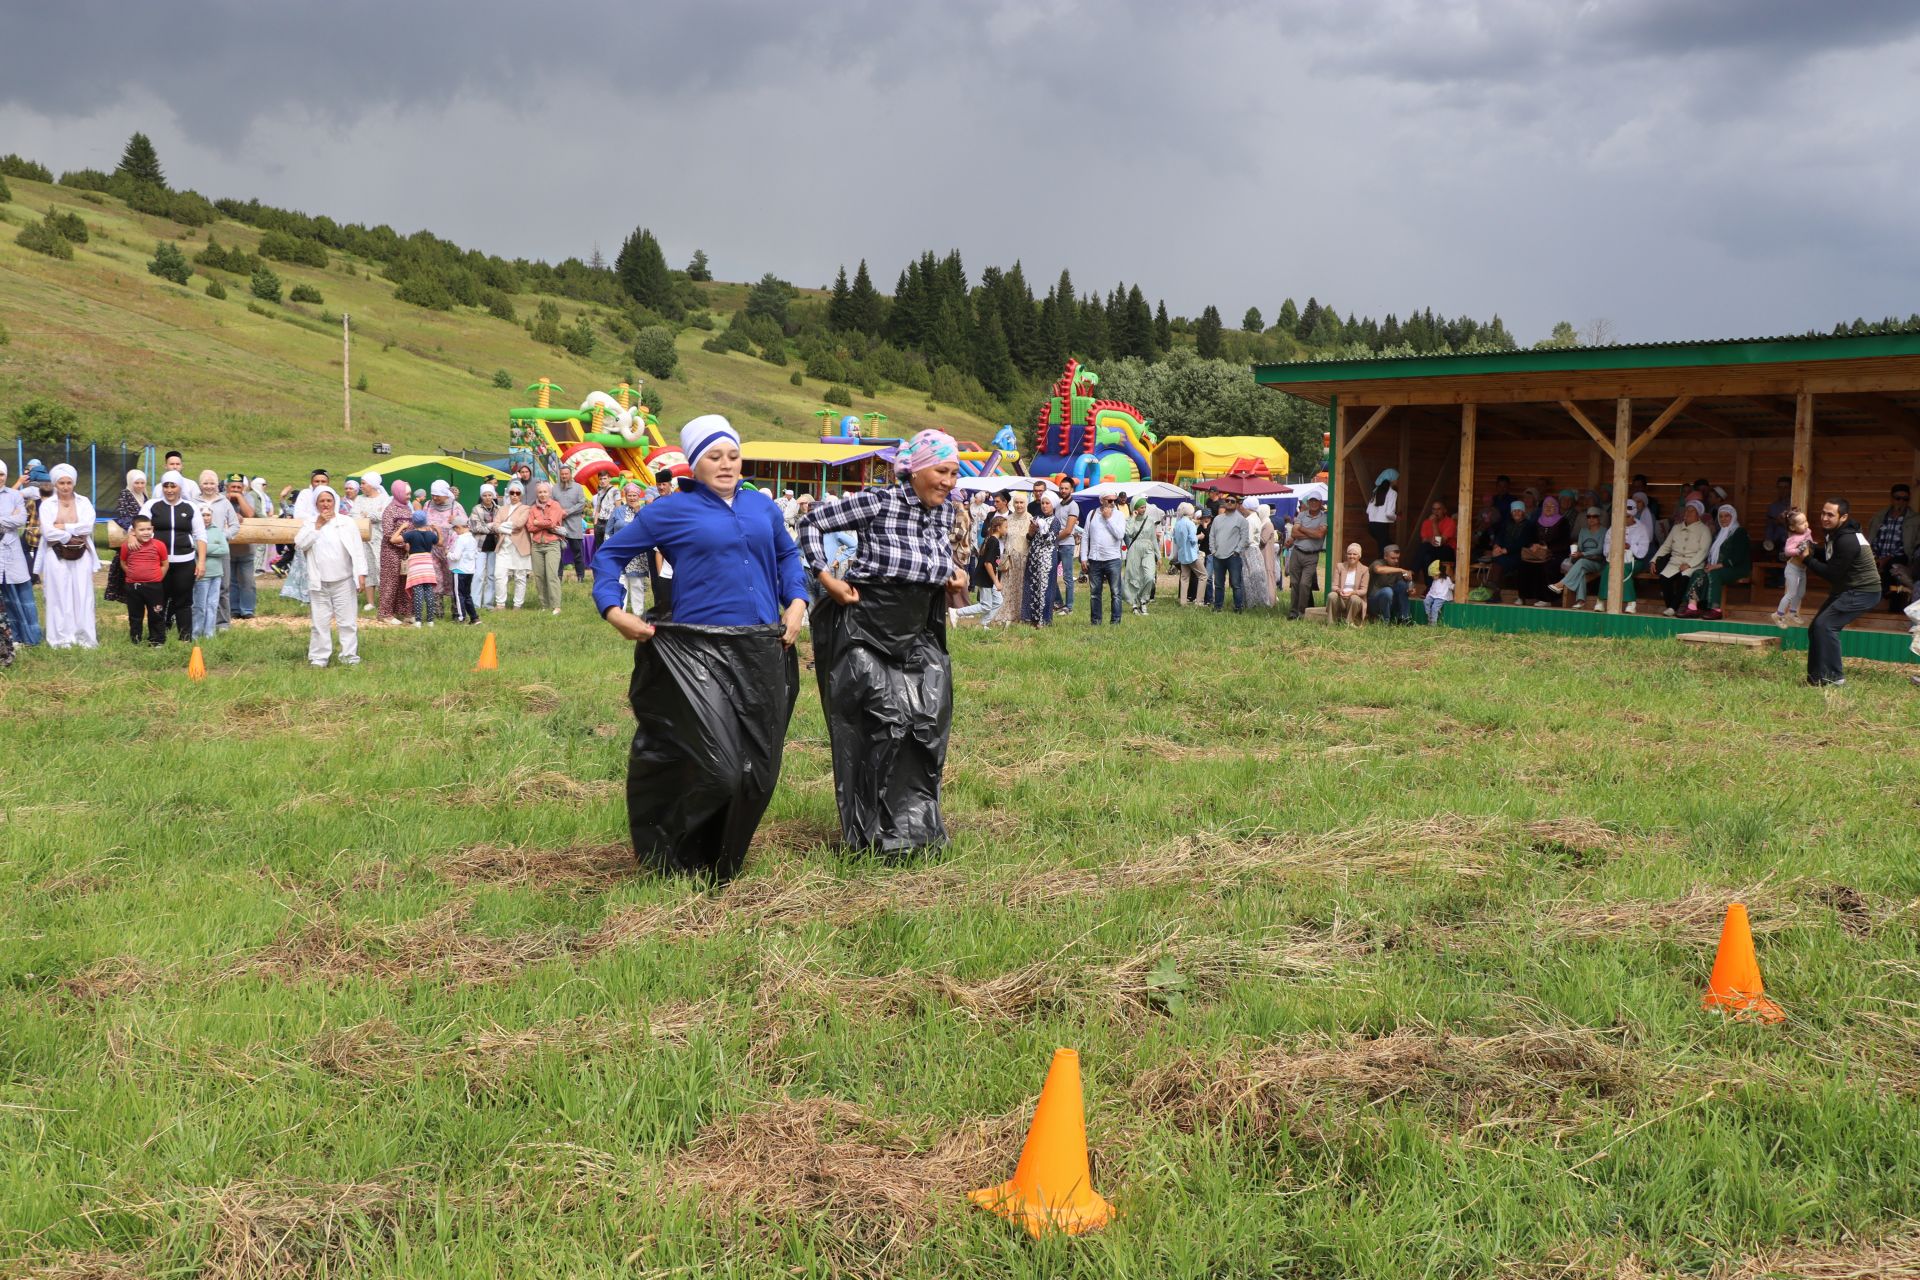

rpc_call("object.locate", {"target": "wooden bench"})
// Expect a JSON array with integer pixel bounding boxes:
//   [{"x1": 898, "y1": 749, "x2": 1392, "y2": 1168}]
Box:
[{"x1": 1677, "y1": 630, "x2": 1779, "y2": 650}]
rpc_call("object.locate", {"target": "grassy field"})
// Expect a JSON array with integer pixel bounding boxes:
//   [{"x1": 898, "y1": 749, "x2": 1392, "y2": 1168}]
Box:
[
  {"x1": 3, "y1": 585, "x2": 1919, "y2": 1278},
  {"x1": 0, "y1": 178, "x2": 998, "y2": 479}
]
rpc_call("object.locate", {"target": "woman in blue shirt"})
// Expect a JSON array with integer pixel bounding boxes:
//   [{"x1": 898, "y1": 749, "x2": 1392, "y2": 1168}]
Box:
[{"x1": 589, "y1": 416, "x2": 809, "y2": 882}]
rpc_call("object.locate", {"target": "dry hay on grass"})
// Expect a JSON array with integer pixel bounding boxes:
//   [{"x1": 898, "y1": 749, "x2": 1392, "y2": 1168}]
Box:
[
  {"x1": 1144, "y1": 813, "x2": 1582, "y2": 884},
  {"x1": 750, "y1": 815, "x2": 843, "y2": 855},
  {"x1": 1539, "y1": 879, "x2": 1802, "y2": 946},
  {"x1": 308, "y1": 1004, "x2": 711, "y2": 1089},
  {"x1": 57, "y1": 955, "x2": 158, "y2": 1005},
  {"x1": 445, "y1": 770, "x2": 620, "y2": 807},
  {"x1": 33, "y1": 859, "x2": 121, "y2": 898},
  {"x1": 1720, "y1": 1231, "x2": 1920, "y2": 1279},
  {"x1": 14, "y1": 1250, "x2": 146, "y2": 1279},
  {"x1": 1133, "y1": 1021, "x2": 1645, "y2": 1146},
  {"x1": 515, "y1": 682, "x2": 562, "y2": 713},
  {"x1": 664, "y1": 1097, "x2": 1021, "y2": 1267},
  {"x1": 196, "y1": 1180, "x2": 410, "y2": 1280},
  {"x1": 436, "y1": 841, "x2": 634, "y2": 891},
  {"x1": 230, "y1": 902, "x2": 571, "y2": 987}
]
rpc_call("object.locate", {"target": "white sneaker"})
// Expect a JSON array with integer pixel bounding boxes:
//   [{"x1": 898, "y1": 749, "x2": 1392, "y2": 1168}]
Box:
[
  {"x1": 551, "y1": 608, "x2": 561, "y2": 615},
  {"x1": 361, "y1": 603, "x2": 372, "y2": 613},
  {"x1": 412, "y1": 620, "x2": 422, "y2": 628},
  {"x1": 1662, "y1": 607, "x2": 1675, "y2": 617},
  {"x1": 1625, "y1": 602, "x2": 1636, "y2": 613},
  {"x1": 1590, "y1": 599, "x2": 1603, "y2": 611},
  {"x1": 427, "y1": 620, "x2": 434, "y2": 627},
  {"x1": 947, "y1": 608, "x2": 959, "y2": 627}
]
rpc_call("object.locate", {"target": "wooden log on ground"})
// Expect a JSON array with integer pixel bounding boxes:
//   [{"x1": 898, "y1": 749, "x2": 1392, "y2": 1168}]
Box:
[
  {"x1": 1676, "y1": 630, "x2": 1779, "y2": 649},
  {"x1": 103, "y1": 516, "x2": 371, "y2": 548}
]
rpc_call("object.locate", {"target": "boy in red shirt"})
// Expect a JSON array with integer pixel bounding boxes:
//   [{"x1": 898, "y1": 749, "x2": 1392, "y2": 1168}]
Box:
[{"x1": 119, "y1": 515, "x2": 171, "y2": 645}]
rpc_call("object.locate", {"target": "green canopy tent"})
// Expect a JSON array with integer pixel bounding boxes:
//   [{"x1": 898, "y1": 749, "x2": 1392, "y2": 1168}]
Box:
[{"x1": 351, "y1": 455, "x2": 510, "y2": 504}]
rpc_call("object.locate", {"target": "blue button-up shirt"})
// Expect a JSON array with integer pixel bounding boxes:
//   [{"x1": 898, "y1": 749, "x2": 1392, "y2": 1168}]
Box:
[
  {"x1": 1170, "y1": 516, "x2": 1200, "y2": 565},
  {"x1": 590, "y1": 485, "x2": 808, "y2": 624}
]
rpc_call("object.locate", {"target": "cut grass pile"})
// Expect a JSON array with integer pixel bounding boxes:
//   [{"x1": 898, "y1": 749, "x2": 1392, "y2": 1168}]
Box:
[{"x1": 2, "y1": 589, "x2": 1917, "y2": 1277}]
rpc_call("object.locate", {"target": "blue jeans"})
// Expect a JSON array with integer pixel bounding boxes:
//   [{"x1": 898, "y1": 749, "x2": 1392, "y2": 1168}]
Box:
[
  {"x1": 228, "y1": 548, "x2": 255, "y2": 617},
  {"x1": 955, "y1": 584, "x2": 1002, "y2": 626},
  {"x1": 192, "y1": 575, "x2": 223, "y2": 638},
  {"x1": 1807, "y1": 586, "x2": 1878, "y2": 684},
  {"x1": 1, "y1": 579, "x2": 42, "y2": 645},
  {"x1": 1086, "y1": 558, "x2": 1123, "y2": 623},
  {"x1": 1368, "y1": 579, "x2": 1411, "y2": 623},
  {"x1": 1055, "y1": 545, "x2": 1076, "y2": 611},
  {"x1": 1209, "y1": 553, "x2": 1244, "y2": 611}
]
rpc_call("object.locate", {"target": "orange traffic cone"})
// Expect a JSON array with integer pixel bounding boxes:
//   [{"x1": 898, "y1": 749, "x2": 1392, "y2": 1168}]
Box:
[
  {"x1": 1702, "y1": 903, "x2": 1784, "y2": 1023},
  {"x1": 473, "y1": 631, "x2": 498, "y2": 671},
  {"x1": 186, "y1": 645, "x2": 207, "y2": 681},
  {"x1": 970, "y1": 1048, "x2": 1114, "y2": 1237}
]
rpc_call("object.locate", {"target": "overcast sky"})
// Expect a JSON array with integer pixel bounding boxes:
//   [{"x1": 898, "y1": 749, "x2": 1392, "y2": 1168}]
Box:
[{"x1": 4, "y1": 1, "x2": 1917, "y2": 345}]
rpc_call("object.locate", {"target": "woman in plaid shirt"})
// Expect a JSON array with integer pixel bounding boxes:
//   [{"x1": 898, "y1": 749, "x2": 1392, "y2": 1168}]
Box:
[{"x1": 798, "y1": 430, "x2": 969, "y2": 857}]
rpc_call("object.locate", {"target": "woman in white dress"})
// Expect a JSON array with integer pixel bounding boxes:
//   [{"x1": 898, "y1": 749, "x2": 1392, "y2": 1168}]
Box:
[{"x1": 34, "y1": 463, "x2": 99, "y2": 648}]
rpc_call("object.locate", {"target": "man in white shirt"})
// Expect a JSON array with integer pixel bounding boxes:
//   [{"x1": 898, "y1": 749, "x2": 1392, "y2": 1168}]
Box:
[
  {"x1": 351, "y1": 473, "x2": 387, "y2": 611},
  {"x1": 295, "y1": 488, "x2": 367, "y2": 667},
  {"x1": 293, "y1": 469, "x2": 338, "y2": 520},
  {"x1": 1082, "y1": 493, "x2": 1128, "y2": 625}
]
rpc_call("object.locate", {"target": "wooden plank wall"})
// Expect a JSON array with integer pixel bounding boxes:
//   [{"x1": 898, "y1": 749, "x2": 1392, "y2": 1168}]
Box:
[{"x1": 1338, "y1": 415, "x2": 1920, "y2": 553}]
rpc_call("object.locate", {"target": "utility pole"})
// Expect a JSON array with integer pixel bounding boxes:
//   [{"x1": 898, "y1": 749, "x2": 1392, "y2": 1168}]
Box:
[{"x1": 342, "y1": 312, "x2": 352, "y2": 434}]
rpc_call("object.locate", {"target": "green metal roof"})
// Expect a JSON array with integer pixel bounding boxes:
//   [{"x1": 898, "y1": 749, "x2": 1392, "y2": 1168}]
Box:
[{"x1": 1253, "y1": 330, "x2": 1920, "y2": 387}]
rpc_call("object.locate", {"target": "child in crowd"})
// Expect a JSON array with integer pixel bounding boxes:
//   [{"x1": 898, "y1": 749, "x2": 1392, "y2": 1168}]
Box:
[
  {"x1": 1771, "y1": 508, "x2": 1811, "y2": 627},
  {"x1": 1424, "y1": 559, "x2": 1454, "y2": 625},
  {"x1": 399, "y1": 510, "x2": 441, "y2": 626},
  {"x1": 192, "y1": 507, "x2": 228, "y2": 639},
  {"x1": 118, "y1": 515, "x2": 170, "y2": 646},
  {"x1": 448, "y1": 512, "x2": 479, "y2": 624},
  {"x1": 954, "y1": 513, "x2": 1006, "y2": 628}
]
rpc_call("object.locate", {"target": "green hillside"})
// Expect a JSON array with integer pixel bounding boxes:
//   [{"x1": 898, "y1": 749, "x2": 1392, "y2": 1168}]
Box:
[{"x1": 0, "y1": 177, "x2": 999, "y2": 480}]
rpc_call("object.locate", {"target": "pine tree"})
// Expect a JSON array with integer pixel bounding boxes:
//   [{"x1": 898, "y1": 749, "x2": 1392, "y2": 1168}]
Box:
[
  {"x1": 1276, "y1": 298, "x2": 1299, "y2": 333},
  {"x1": 613, "y1": 227, "x2": 673, "y2": 310},
  {"x1": 1296, "y1": 297, "x2": 1321, "y2": 341},
  {"x1": 1125, "y1": 285, "x2": 1155, "y2": 360},
  {"x1": 686, "y1": 248, "x2": 711, "y2": 281},
  {"x1": 745, "y1": 273, "x2": 793, "y2": 329},
  {"x1": 1001, "y1": 261, "x2": 1038, "y2": 372},
  {"x1": 1196, "y1": 305, "x2": 1224, "y2": 359},
  {"x1": 827, "y1": 265, "x2": 852, "y2": 330},
  {"x1": 1242, "y1": 306, "x2": 1263, "y2": 332},
  {"x1": 1154, "y1": 300, "x2": 1172, "y2": 352},
  {"x1": 115, "y1": 132, "x2": 166, "y2": 189},
  {"x1": 972, "y1": 310, "x2": 1017, "y2": 397},
  {"x1": 1038, "y1": 291, "x2": 1067, "y2": 372},
  {"x1": 847, "y1": 259, "x2": 884, "y2": 335},
  {"x1": 1078, "y1": 299, "x2": 1110, "y2": 361},
  {"x1": 588, "y1": 242, "x2": 606, "y2": 271}
]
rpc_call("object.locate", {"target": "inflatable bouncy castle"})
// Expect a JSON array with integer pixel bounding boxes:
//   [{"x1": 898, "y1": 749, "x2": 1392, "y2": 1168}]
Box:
[
  {"x1": 508, "y1": 379, "x2": 682, "y2": 493},
  {"x1": 1030, "y1": 359, "x2": 1157, "y2": 486}
]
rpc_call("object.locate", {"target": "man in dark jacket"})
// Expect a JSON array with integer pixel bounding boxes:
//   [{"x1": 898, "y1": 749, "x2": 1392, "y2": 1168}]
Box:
[{"x1": 1803, "y1": 498, "x2": 1882, "y2": 687}]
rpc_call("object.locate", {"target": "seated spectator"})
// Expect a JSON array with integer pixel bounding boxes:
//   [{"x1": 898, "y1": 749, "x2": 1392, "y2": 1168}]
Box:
[
  {"x1": 1553, "y1": 507, "x2": 1608, "y2": 608},
  {"x1": 1654, "y1": 499, "x2": 1712, "y2": 616},
  {"x1": 1522, "y1": 495, "x2": 1572, "y2": 605},
  {"x1": 1327, "y1": 543, "x2": 1369, "y2": 625},
  {"x1": 1368, "y1": 544, "x2": 1413, "y2": 623},
  {"x1": 1700, "y1": 503, "x2": 1750, "y2": 620},
  {"x1": 1867, "y1": 483, "x2": 1917, "y2": 611},
  {"x1": 1414, "y1": 501, "x2": 1456, "y2": 585},
  {"x1": 1485, "y1": 500, "x2": 1533, "y2": 599}
]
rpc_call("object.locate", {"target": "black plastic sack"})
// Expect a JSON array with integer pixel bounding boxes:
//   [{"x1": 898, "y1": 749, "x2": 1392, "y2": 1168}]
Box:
[
  {"x1": 811, "y1": 581, "x2": 952, "y2": 855},
  {"x1": 625, "y1": 621, "x2": 799, "y2": 882}
]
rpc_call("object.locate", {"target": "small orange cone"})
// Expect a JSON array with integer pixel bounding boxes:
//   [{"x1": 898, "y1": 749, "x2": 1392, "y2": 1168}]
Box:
[
  {"x1": 1703, "y1": 902, "x2": 1784, "y2": 1023},
  {"x1": 473, "y1": 631, "x2": 498, "y2": 671},
  {"x1": 969, "y1": 1048, "x2": 1114, "y2": 1237},
  {"x1": 186, "y1": 645, "x2": 207, "y2": 681}
]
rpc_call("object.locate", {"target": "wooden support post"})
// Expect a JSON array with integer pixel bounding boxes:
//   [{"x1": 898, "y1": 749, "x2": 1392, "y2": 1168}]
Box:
[
  {"x1": 1605, "y1": 398, "x2": 1631, "y2": 614},
  {"x1": 1397, "y1": 418, "x2": 1413, "y2": 545},
  {"x1": 1732, "y1": 443, "x2": 1751, "y2": 530},
  {"x1": 1330, "y1": 400, "x2": 1347, "y2": 577},
  {"x1": 1455, "y1": 405, "x2": 1476, "y2": 589},
  {"x1": 1791, "y1": 391, "x2": 1814, "y2": 514}
]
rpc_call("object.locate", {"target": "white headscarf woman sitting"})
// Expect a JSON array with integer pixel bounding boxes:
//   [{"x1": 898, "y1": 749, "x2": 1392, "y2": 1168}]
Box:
[{"x1": 34, "y1": 463, "x2": 100, "y2": 648}]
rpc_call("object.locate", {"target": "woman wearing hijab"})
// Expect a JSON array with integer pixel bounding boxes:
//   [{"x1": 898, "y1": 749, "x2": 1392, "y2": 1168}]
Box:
[
  {"x1": 1021, "y1": 492, "x2": 1058, "y2": 627},
  {"x1": 35, "y1": 464, "x2": 101, "y2": 648},
  {"x1": 376, "y1": 479, "x2": 415, "y2": 624},
  {"x1": 991, "y1": 492, "x2": 1032, "y2": 626},
  {"x1": 1653, "y1": 498, "x2": 1713, "y2": 616},
  {"x1": 1239, "y1": 500, "x2": 1276, "y2": 608},
  {"x1": 1699, "y1": 503, "x2": 1750, "y2": 620},
  {"x1": 425, "y1": 480, "x2": 463, "y2": 619},
  {"x1": 1553, "y1": 507, "x2": 1609, "y2": 608},
  {"x1": 141, "y1": 470, "x2": 206, "y2": 643},
  {"x1": 1518, "y1": 493, "x2": 1571, "y2": 605},
  {"x1": 1122, "y1": 496, "x2": 1160, "y2": 615},
  {"x1": 352, "y1": 473, "x2": 387, "y2": 612},
  {"x1": 1365, "y1": 469, "x2": 1399, "y2": 556},
  {"x1": 590, "y1": 415, "x2": 807, "y2": 882},
  {"x1": 799, "y1": 429, "x2": 966, "y2": 856},
  {"x1": 1595, "y1": 495, "x2": 1653, "y2": 613},
  {"x1": 105, "y1": 468, "x2": 150, "y2": 605}
]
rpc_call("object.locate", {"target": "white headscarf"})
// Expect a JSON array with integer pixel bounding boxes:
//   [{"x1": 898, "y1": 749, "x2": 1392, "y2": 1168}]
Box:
[
  {"x1": 679, "y1": 414, "x2": 739, "y2": 467},
  {"x1": 1708, "y1": 503, "x2": 1741, "y2": 562},
  {"x1": 50, "y1": 463, "x2": 77, "y2": 484},
  {"x1": 429, "y1": 479, "x2": 452, "y2": 500},
  {"x1": 158, "y1": 469, "x2": 188, "y2": 494},
  {"x1": 1624, "y1": 497, "x2": 1654, "y2": 559},
  {"x1": 126, "y1": 468, "x2": 147, "y2": 491}
]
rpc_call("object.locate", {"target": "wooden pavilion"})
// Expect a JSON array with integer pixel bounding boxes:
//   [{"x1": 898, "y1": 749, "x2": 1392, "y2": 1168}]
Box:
[{"x1": 1254, "y1": 331, "x2": 1920, "y2": 659}]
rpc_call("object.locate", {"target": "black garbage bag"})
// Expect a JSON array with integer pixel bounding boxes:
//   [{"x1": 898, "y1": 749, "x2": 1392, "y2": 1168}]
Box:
[
  {"x1": 625, "y1": 621, "x2": 799, "y2": 882},
  {"x1": 811, "y1": 581, "x2": 952, "y2": 855}
]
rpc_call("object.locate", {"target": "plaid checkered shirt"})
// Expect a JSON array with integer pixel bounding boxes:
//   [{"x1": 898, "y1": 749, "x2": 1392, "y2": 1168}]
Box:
[{"x1": 798, "y1": 483, "x2": 957, "y2": 586}]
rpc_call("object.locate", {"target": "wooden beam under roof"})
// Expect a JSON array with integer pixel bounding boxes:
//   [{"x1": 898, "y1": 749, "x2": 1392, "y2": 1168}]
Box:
[{"x1": 1832, "y1": 392, "x2": 1920, "y2": 450}]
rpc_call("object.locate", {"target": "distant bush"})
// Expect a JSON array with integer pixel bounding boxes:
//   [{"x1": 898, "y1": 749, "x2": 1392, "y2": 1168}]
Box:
[
  {"x1": 560, "y1": 314, "x2": 597, "y2": 358},
  {"x1": 760, "y1": 340, "x2": 787, "y2": 366},
  {"x1": 247, "y1": 301, "x2": 274, "y2": 318},
  {"x1": 148, "y1": 240, "x2": 192, "y2": 284},
  {"x1": 194, "y1": 237, "x2": 262, "y2": 274},
  {"x1": 789, "y1": 370, "x2": 803, "y2": 386},
  {"x1": 46, "y1": 209, "x2": 88, "y2": 242},
  {"x1": 0, "y1": 175, "x2": 11, "y2": 203},
  {"x1": 530, "y1": 299, "x2": 562, "y2": 344},
  {"x1": 0, "y1": 319, "x2": 9, "y2": 344},
  {"x1": 687, "y1": 311, "x2": 714, "y2": 330},
  {"x1": 639, "y1": 385, "x2": 663, "y2": 415},
  {"x1": 205, "y1": 278, "x2": 227, "y2": 300},
  {"x1": 16, "y1": 217, "x2": 74, "y2": 260},
  {"x1": 258, "y1": 229, "x2": 329, "y2": 267},
  {"x1": 0, "y1": 154, "x2": 52, "y2": 182},
  {"x1": 356, "y1": 373, "x2": 368, "y2": 392},
  {"x1": 632, "y1": 325, "x2": 678, "y2": 379},
  {"x1": 395, "y1": 272, "x2": 453, "y2": 310},
  {"x1": 12, "y1": 396, "x2": 79, "y2": 444},
  {"x1": 289, "y1": 282, "x2": 323, "y2": 303},
  {"x1": 492, "y1": 368, "x2": 513, "y2": 389},
  {"x1": 485, "y1": 291, "x2": 516, "y2": 323},
  {"x1": 250, "y1": 267, "x2": 282, "y2": 302},
  {"x1": 824, "y1": 385, "x2": 854, "y2": 408},
  {"x1": 57, "y1": 168, "x2": 112, "y2": 192}
]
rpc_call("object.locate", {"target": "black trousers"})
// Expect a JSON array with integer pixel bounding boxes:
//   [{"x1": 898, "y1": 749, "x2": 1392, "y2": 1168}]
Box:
[
  {"x1": 160, "y1": 561, "x2": 196, "y2": 641},
  {"x1": 126, "y1": 582, "x2": 166, "y2": 644}
]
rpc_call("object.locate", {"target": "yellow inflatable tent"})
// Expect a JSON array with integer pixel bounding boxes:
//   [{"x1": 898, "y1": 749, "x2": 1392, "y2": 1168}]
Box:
[{"x1": 1151, "y1": 435, "x2": 1290, "y2": 486}]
